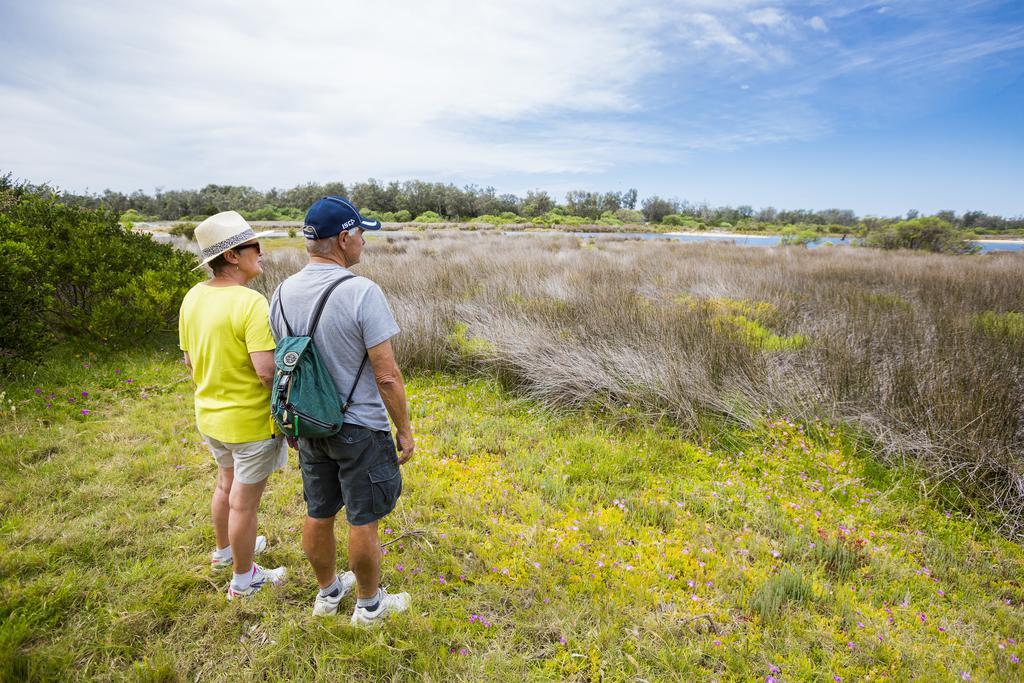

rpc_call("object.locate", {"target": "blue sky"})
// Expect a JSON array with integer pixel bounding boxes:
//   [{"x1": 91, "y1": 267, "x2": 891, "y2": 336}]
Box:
[{"x1": 1, "y1": 0, "x2": 1022, "y2": 215}]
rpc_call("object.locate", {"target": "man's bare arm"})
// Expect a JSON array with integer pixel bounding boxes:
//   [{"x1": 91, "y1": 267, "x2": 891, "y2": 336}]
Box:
[
  {"x1": 249, "y1": 350, "x2": 276, "y2": 389},
  {"x1": 367, "y1": 339, "x2": 414, "y2": 464}
]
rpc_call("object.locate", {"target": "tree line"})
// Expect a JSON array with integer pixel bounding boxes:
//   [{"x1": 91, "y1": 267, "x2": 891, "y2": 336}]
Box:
[{"x1": 5, "y1": 173, "x2": 1023, "y2": 231}]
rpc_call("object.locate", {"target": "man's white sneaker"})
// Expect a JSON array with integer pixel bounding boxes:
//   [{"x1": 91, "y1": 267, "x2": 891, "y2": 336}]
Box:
[
  {"x1": 211, "y1": 535, "x2": 267, "y2": 570},
  {"x1": 226, "y1": 563, "x2": 286, "y2": 600},
  {"x1": 350, "y1": 587, "x2": 411, "y2": 626},
  {"x1": 312, "y1": 571, "x2": 357, "y2": 616}
]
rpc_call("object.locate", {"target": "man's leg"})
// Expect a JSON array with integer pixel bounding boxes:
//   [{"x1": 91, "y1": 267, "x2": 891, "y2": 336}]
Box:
[
  {"x1": 303, "y1": 515, "x2": 338, "y2": 588},
  {"x1": 348, "y1": 521, "x2": 382, "y2": 599},
  {"x1": 212, "y1": 467, "x2": 234, "y2": 550},
  {"x1": 228, "y1": 478, "x2": 268, "y2": 575}
]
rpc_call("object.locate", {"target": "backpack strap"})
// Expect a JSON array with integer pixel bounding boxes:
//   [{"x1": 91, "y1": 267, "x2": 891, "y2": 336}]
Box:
[
  {"x1": 342, "y1": 353, "x2": 369, "y2": 412},
  {"x1": 273, "y1": 291, "x2": 294, "y2": 337}
]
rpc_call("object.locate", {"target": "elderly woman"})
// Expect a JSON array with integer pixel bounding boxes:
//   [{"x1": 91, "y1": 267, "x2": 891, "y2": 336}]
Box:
[{"x1": 178, "y1": 211, "x2": 287, "y2": 600}]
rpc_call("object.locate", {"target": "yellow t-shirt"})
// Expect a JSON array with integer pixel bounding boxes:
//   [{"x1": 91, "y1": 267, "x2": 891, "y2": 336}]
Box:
[{"x1": 178, "y1": 283, "x2": 276, "y2": 442}]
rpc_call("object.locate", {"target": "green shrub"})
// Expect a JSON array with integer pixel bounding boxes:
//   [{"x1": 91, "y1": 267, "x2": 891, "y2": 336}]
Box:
[
  {"x1": 530, "y1": 211, "x2": 589, "y2": 227},
  {"x1": 862, "y1": 217, "x2": 979, "y2": 254},
  {"x1": 614, "y1": 208, "x2": 644, "y2": 224},
  {"x1": 168, "y1": 222, "x2": 197, "y2": 238},
  {"x1": 118, "y1": 209, "x2": 156, "y2": 225},
  {"x1": 660, "y1": 214, "x2": 687, "y2": 226},
  {"x1": 239, "y1": 204, "x2": 302, "y2": 221},
  {"x1": 0, "y1": 240, "x2": 52, "y2": 371},
  {"x1": 392, "y1": 209, "x2": 412, "y2": 223},
  {"x1": 779, "y1": 227, "x2": 819, "y2": 247},
  {"x1": 0, "y1": 193, "x2": 200, "y2": 365},
  {"x1": 414, "y1": 211, "x2": 444, "y2": 223}
]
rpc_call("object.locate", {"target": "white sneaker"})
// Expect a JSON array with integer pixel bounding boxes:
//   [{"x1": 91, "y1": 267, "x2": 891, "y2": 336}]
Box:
[
  {"x1": 312, "y1": 571, "x2": 357, "y2": 616},
  {"x1": 226, "y1": 563, "x2": 287, "y2": 600},
  {"x1": 211, "y1": 535, "x2": 267, "y2": 570},
  {"x1": 350, "y1": 587, "x2": 411, "y2": 626}
]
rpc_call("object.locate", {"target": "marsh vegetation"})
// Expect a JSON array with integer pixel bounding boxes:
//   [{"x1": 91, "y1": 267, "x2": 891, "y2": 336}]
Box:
[{"x1": 256, "y1": 234, "x2": 1024, "y2": 535}]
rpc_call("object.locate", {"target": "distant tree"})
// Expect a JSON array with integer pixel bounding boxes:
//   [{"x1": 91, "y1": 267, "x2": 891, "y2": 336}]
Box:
[
  {"x1": 521, "y1": 190, "x2": 554, "y2": 217},
  {"x1": 641, "y1": 195, "x2": 679, "y2": 223},
  {"x1": 622, "y1": 188, "x2": 638, "y2": 210}
]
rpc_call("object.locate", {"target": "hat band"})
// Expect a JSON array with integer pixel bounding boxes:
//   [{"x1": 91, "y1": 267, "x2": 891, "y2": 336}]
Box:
[{"x1": 200, "y1": 228, "x2": 258, "y2": 260}]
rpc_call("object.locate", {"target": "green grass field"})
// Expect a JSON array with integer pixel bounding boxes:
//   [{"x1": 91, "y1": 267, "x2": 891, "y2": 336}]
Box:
[{"x1": 2, "y1": 345, "x2": 1024, "y2": 681}]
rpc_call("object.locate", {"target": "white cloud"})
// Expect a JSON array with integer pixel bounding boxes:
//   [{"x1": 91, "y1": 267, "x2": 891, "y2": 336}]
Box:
[
  {"x1": 807, "y1": 16, "x2": 829, "y2": 32},
  {"x1": 2, "y1": 0, "x2": 811, "y2": 191},
  {"x1": 747, "y1": 7, "x2": 788, "y2": 27}
]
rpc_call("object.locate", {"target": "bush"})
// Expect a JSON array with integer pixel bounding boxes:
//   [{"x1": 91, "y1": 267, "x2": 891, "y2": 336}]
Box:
[
  {"x1": 862, "y1": 217, "x2": 979, "y2": 254},
  {"x1": 168, "y1": 222, "x2": 197, "y2": 239},
  {"x1": 414, "y1": 211, "x2": 444, "y2": 223},
  {"x1": 239, "y1": 205, "x2": 303, "y2": 221},
  {"x1": 118, "y1": 209, "x2": 156, "y2": 225},
  {"x1": 614, "y1": 208, "x2": 644, "y2": 224},
  {"x1": 0, "y1": 193, "x2": 200, "y2": 366},
  {"x1": 779, "y1": 227, "x2": 819, "y2": 247},
  {"x1": 596, "y1": 211, "x2": 623, "y2": 227},
  {"x1": 0, "y1": 240, "x2": 51, "y2": 371},
  {"x1": 392, "y1": 209, "x2": 412, "y2": 223}
]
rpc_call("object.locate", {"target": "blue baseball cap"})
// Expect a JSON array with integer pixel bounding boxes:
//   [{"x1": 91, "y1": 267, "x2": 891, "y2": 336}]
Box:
[{"x1": 302, "y1": 196, "x2": 381, "y2": 239}]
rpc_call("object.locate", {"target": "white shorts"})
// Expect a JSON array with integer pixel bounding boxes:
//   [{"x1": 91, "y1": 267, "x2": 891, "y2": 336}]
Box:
[{"x1": 204, "y1": 434, "x2": 288, "y2": 485}]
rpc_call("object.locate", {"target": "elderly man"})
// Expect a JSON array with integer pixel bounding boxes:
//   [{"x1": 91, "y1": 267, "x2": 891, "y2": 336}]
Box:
[{"x1": 270, "y1": 196, "x2": 414, "y2": 624}]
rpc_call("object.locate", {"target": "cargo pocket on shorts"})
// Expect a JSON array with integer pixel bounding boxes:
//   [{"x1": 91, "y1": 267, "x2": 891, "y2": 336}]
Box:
[{"x1": 368, "y1": 461, "x2": 402, "y2": 517}]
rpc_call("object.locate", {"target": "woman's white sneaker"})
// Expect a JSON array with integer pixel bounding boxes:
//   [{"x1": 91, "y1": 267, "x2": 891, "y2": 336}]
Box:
[
  {"x1": 210, "y1": 535, "x2": 268, "y2": 569},
  {"x1": 226, "y1": 563, "x2": 287, "y2": 600},
  {"x1": 312, "y1": 571, "x2": 358, "y2": 616},
  {"x1": 350, "y1": 587, "x2": 411, "y2": 626}
]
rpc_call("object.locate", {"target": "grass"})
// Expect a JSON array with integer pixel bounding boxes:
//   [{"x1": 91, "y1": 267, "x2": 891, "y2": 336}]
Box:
[
  {"x1": 251, "y1": 235, "x2": 1024, "y2": 537},
  {"x1": 3, "y1": 347, "x2": 1024, "y2": 681}
]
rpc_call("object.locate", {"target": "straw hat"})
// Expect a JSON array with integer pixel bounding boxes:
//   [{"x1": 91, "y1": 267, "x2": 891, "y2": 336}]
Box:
[{"x1": 192, "y1": 211, "x2": 258, "y2": 270}]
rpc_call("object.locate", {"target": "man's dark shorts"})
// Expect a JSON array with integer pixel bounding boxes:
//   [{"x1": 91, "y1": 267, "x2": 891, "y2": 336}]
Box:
[{"x1": 298, "y1": 423, "x2": 402, "y2": 525}]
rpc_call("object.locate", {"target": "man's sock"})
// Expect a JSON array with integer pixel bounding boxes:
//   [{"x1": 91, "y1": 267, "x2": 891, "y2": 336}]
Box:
[
  {"x1": 357, "y1": 589, "x2": 381, "y2": 612},
  {"x1": 319, "y1": 576, "x2": 341, "y2": 598},
  {"x1": 213, "y1": 545, "x2": 232, "y2": 561},
  {"x1": 231, "y1": 565, "x2": 255, "y2": 590}
]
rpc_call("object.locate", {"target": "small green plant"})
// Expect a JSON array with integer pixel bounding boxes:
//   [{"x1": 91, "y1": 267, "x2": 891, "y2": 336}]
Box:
[
  {"x1": 973, "y1": 311, "x2": 1024, "y2": 340},
  {"x1": 810, "y1": 534, "x2": 869, "y2": 579},
  {"x1": 448, "y1": 322, "x2": 496, "y2": 359},
  {"x1": 750, "y1": 569, "x2": 814, "y2": 623}
]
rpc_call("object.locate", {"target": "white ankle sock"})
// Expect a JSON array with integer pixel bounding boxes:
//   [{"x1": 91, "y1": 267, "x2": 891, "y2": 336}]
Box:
[
  {"x1": 213, "y1": 545, "x2": 232, "y2": 560},
  {"x1": 232, "y1": 565, "x2": 254, "y2": 590}
]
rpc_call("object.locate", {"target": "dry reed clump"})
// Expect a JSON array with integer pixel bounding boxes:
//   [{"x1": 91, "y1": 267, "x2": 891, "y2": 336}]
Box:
[{"x1": 252, "y1": 234, "x2": 1024, "y2": 536}]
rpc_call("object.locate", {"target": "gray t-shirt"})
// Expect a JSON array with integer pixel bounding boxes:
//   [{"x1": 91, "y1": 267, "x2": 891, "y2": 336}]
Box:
[{"x1": 269, "y1": 263, "x2": 400, "y2": 432}]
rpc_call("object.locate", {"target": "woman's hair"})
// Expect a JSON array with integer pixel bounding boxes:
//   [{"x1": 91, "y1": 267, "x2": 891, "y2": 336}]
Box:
[{"x1": 208, "y1": 253, "x2": 230, "y2": 274}]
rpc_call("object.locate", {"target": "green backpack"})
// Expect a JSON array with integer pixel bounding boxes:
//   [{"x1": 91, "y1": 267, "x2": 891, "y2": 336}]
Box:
[{"x1": 271, "y1": 275, "x2": 368, "y2": 439}]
